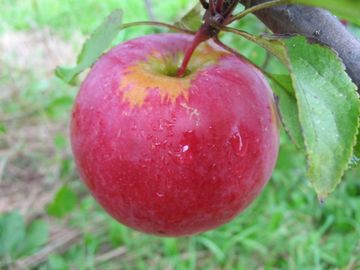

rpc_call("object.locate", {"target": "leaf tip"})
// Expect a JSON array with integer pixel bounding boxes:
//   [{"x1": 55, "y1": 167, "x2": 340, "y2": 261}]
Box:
[
  {"x1": 317, "y1": 194, "x2": 327, "y2": 206},
  {"x1": 55, "y1": 66, "x2": 79, "y2": 86}
]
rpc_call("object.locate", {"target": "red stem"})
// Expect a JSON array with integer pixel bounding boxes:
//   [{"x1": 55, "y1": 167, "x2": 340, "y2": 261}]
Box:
[
  {"x1": 216, "y1": 0, "x2": 225, "y2": 12},
  {"x1": 224, "y1": 0, "x2": 239, "y2": 20},
  {"x1": 177, "y1": 27, "x2": 210, "y2": 78},
  {"x1": 209, "y1": 0, "x2": 216, "y2": 14}
]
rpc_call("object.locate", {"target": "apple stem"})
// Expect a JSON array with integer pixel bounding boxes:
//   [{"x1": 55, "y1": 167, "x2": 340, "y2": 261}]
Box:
[{"x1": 177, "y1": 27, "x2": 210, "y2": 78}]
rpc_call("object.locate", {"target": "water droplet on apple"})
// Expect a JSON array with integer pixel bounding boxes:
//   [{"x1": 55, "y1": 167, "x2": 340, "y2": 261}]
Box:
[
  {"x1": 182, "y1": 145, "x2": 189, "y2": 152},
  {"x1": 168, "y1": 130, "x2": 198, "y2": 164},
  {"x1": 179, "y1": 145, "x2": 194, "y2": 164},
  {"x1": 168, "y1": 145, "x2": 194, "y2": 165}
]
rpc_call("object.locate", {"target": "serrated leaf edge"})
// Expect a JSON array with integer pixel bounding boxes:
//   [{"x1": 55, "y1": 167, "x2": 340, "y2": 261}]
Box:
[{"x1": 285, "y1": 37, "x2": 360, "y2": 198}]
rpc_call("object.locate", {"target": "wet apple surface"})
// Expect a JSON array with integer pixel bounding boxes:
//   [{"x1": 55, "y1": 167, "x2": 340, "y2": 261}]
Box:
[{"x1": 71, "y1": 33, "x2": 279, "y2": 236}]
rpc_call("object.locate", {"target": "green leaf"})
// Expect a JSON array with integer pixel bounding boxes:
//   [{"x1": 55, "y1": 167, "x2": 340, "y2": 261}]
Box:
[
  {"x1": 47, "y1": 185, "x2": 78, "y2": 218},
  {"x1": 251, "y1": 34, "x2": 289, "y2": 66},
  {"x1": 54, "y1": 134, "x2": 67, "y2": 150},
  {"x1": 19, "y1": 220, "x2": 49, "y2": 256},
  {"x1": 47, "y1": 255, "x2": 68, "y2": 269},
  {"x1": 46, "y1": 96, "x2": 74, "y2": 118},
  {"x1": 175, "y1": 2, "x2": 203, "y2": 31},
  {"x1": 284, "y1": 36, "x2": 360, "y2": 198},
  {"x1": 55, "y1": 9, "x2": 123, "y2": 85},
  {"x1": 355, "y1": 133, "x2": 360, "y2": 158},
  {"x1": 289, "y1": 0, "x2": 360, "y2": 24},
  {"x1": 0, "y1": 212, "x2": 26, "y2": 256},
  {"x1": 197, "y1": 237, "x2": 225, "y2": 262},
  {"x1": 0, "y1": 123, "x2": 6, "y2": 134},
  {"x1": 268, "y1": 74, "x2": 304, "y2": 148},
  {"x1": 60, "y1": 158, "x2": 73, "y2": 178},
  {"x1": 351, "y1": 132, "x2": 360, "y2": 167},
  {"x1": 163, "y1": 238, "x2": 179, "y2": 256}
]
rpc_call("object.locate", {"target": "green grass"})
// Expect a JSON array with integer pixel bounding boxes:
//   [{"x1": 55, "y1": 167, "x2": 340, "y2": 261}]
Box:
[{"x1": 0, "y1": 1, "x2": 359, "y2": 269}]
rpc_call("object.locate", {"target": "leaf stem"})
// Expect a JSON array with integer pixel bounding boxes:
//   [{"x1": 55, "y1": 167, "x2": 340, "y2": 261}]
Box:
[
  {"x1": 221, "y1": 26, "x2": 255, "y2": 42},
  {"x1": 213, "y1": 36, "x2": 281, "y2": 80},
  {"x1": 229, "y1": 0, "x2": 288, "y2": 23},
  {"x1": 213, "y1": 36, "x2": 253, "y2": 65},
  {"x1": 222, "y1": 26, "x2": 289, "y2": 65}
]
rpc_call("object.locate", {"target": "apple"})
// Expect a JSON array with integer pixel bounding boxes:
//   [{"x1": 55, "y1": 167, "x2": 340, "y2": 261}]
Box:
[{"x1": 71, "y1": 33, "x2": 279, "y2": 237}]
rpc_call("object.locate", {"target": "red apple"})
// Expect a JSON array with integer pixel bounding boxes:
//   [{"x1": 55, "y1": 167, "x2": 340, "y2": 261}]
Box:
[{"x1": 71, "y1": 33, "x2": 279, "y2": 237}]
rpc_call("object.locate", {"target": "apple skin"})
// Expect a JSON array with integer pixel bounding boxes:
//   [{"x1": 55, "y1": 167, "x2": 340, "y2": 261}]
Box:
[{"x1": 71, "y1": 33, "x2": 279, "y2": 237}]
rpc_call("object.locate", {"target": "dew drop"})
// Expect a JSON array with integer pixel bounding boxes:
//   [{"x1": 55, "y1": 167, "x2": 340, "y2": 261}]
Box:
[
  {"x1": 182, "y1": 145, "x2": 189, "y2": 153},
  {"x1": 168, "y1": 144, "x2": 194, "y2": 165}
]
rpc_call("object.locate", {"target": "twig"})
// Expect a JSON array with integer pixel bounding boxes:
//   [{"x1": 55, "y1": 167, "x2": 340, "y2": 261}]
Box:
[{"x1": 95, "y1": 247, "x2": 127, "y2": 265}]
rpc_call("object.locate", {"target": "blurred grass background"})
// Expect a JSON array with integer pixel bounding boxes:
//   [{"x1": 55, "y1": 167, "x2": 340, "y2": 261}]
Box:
[{"x1": 0, "y1": 0, "x2": 359, "y2": 269}]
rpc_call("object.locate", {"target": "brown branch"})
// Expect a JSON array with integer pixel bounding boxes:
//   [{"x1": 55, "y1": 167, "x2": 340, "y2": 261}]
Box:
[
  {"x1": 241, "y1": 0, "x2": 360, "y2": 89},
  {"x1": 95, "y1": 247, "x2": 127, "y2": 265}
]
